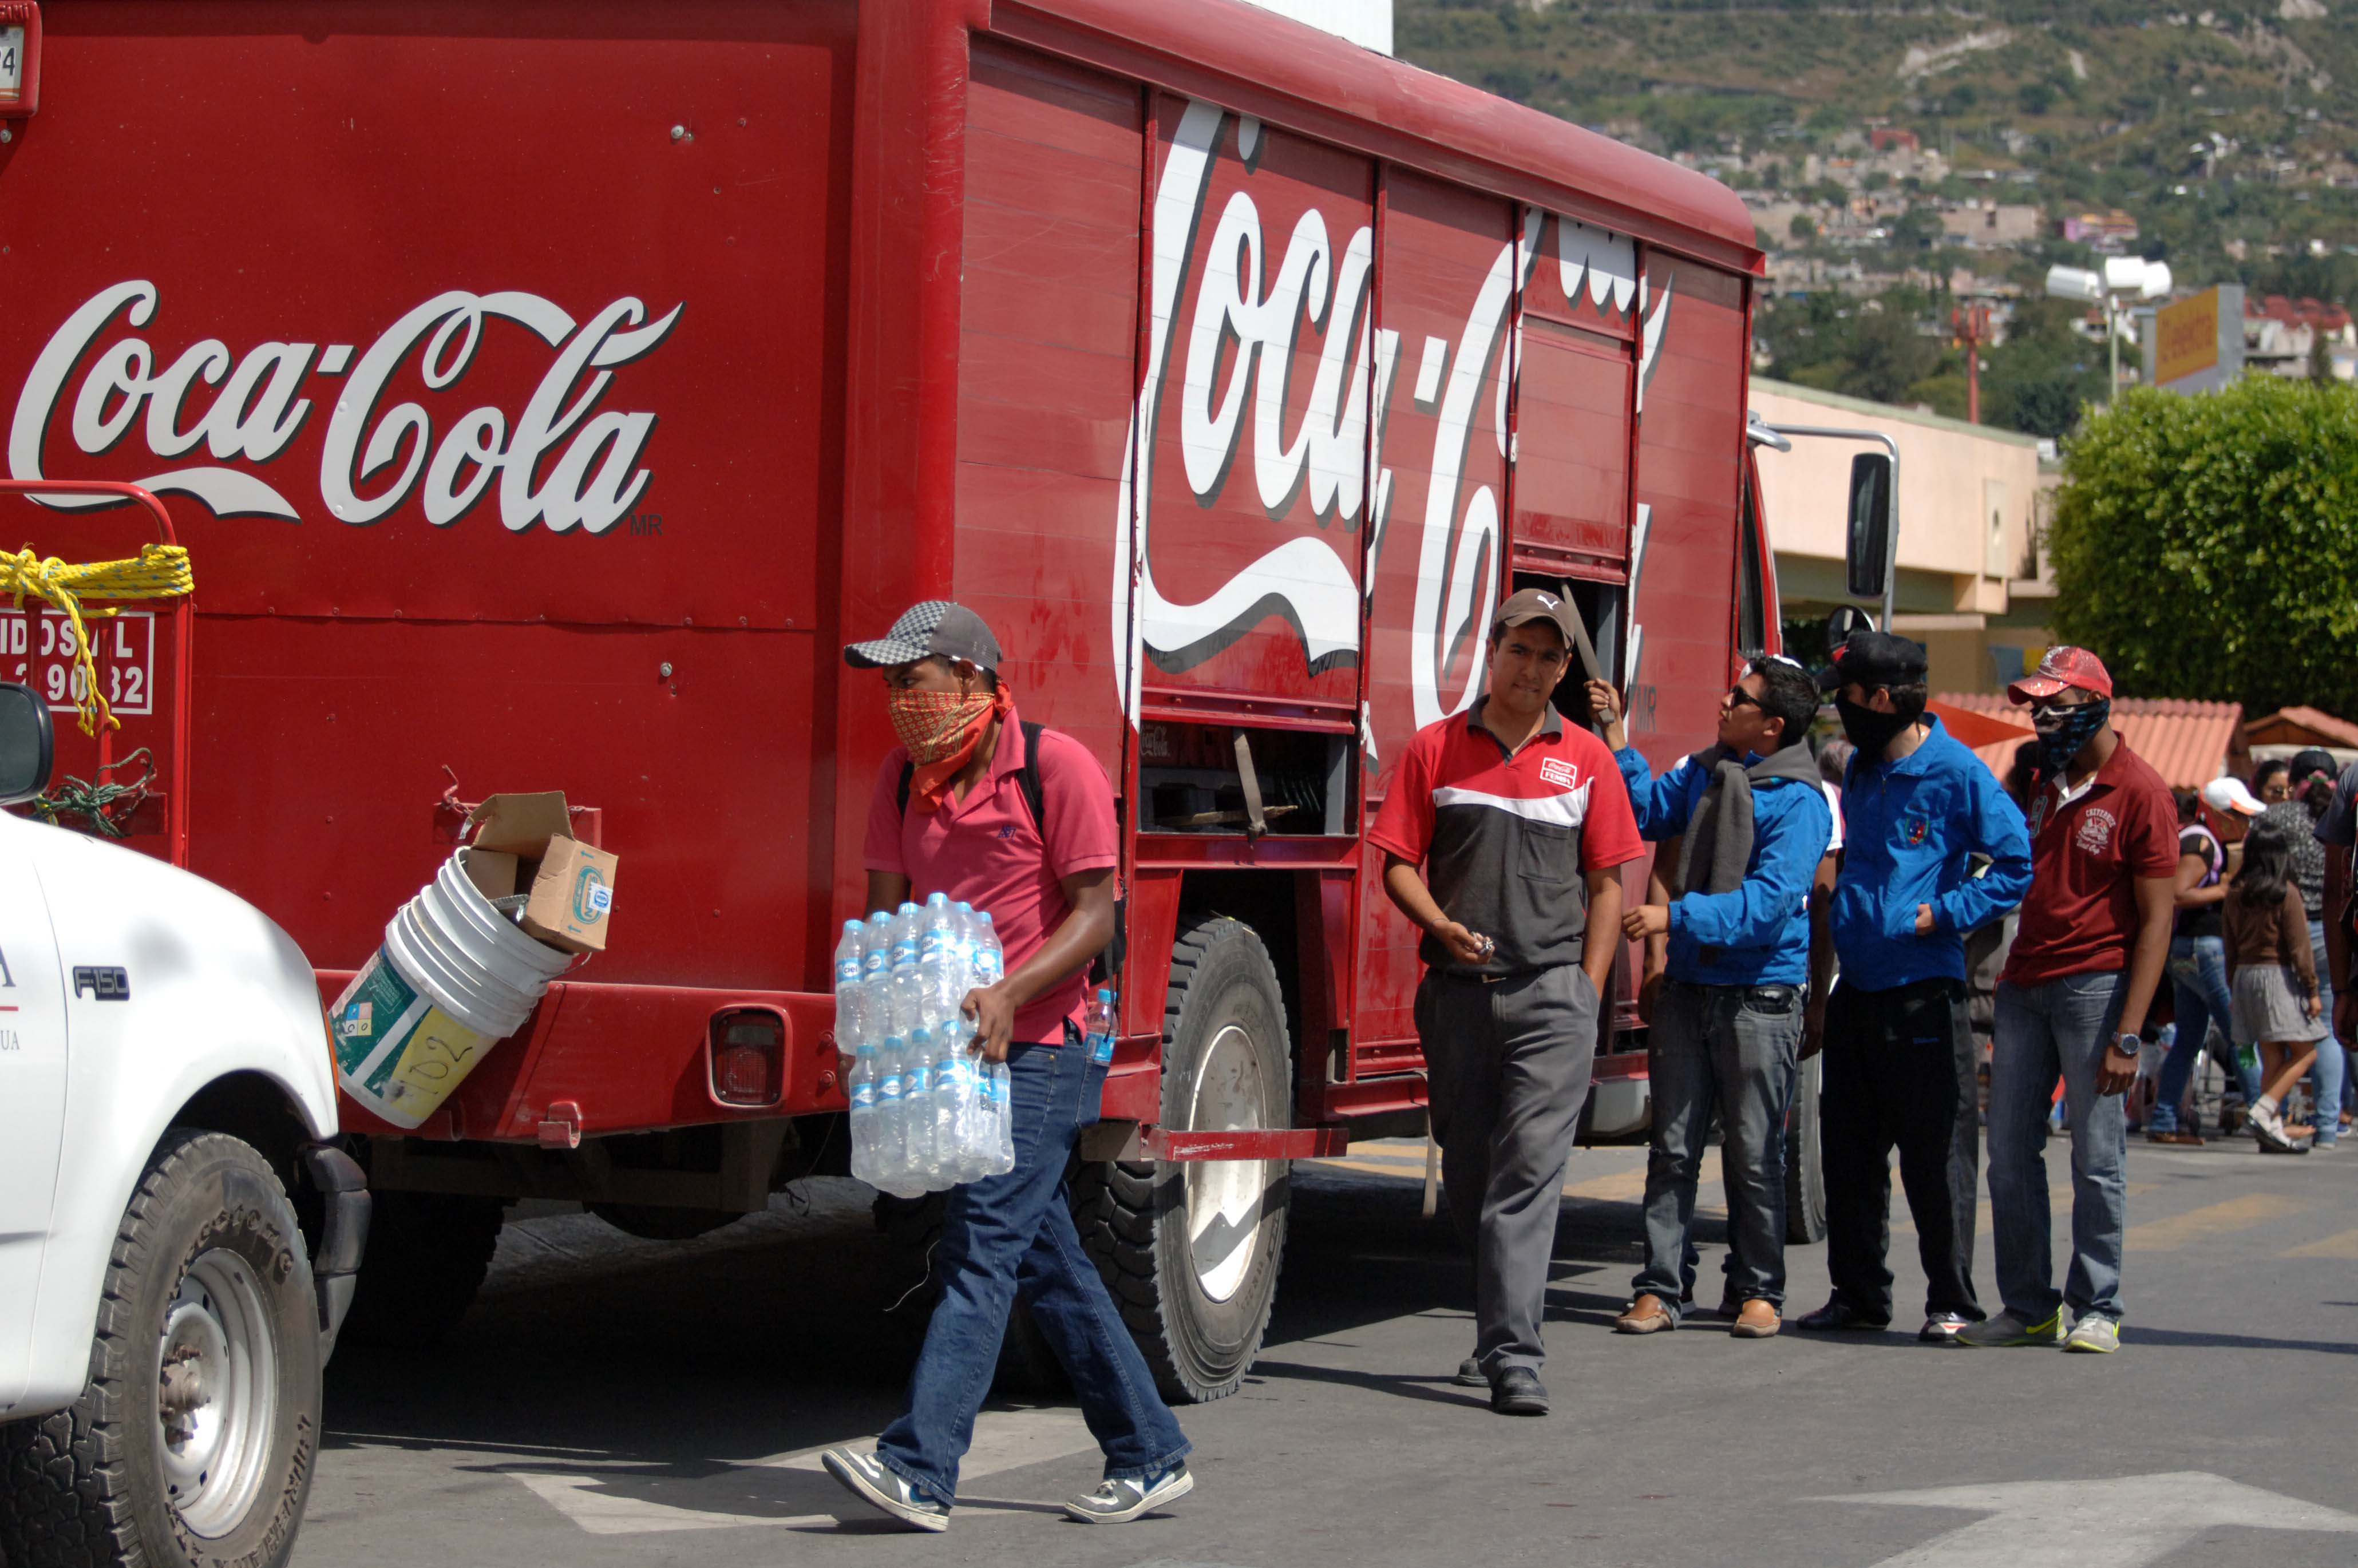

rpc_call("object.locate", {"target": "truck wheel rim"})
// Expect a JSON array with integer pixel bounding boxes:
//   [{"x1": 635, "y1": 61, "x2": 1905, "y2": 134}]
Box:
[
  {"x1": 1185, "y1": 1021, "x2": 1267, "y2": 1304},
  {"x1": 153, "y1": 1249, "x2": 279, "y2": 1538}
]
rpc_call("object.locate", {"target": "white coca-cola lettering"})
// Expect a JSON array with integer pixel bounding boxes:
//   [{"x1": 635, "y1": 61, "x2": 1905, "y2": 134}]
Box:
[
  {"x1": 11, "y1": 282, "x2": 680, "y2": 533},
  {"x1": 1113, "y1": 101, "x2": 1679, "y2": 736}
]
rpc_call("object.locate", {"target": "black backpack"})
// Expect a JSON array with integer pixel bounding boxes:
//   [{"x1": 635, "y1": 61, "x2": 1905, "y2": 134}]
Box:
[{"x1": 897, "y1": 720, "x2": 1126, "y2": 985}]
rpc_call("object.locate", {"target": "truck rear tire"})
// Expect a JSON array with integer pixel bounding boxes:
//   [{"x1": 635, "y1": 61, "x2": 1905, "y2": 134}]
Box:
[
  {"x1": 1785, "y1": 1051, "x2": 1827, "y2": 1245},
  {"x1": 1074, "y1": 914, "x2": 1291, "y2": 1403},
  {"x1": 0, "y1": 1131, "x2": 321, "y2": 1568},
  {"x1": 336, "y1": 1191, "x2": 504, "y2": 1349}
]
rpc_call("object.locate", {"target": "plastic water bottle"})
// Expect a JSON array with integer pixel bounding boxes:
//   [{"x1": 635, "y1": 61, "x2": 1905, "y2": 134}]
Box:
[
  {"x1": 886, "y1": 902, "x2": 924, "y2": 1033},
  {"x1": 847, "y1": 1042, "x2": 883, "y2": 1179},
  {"x1": 974, "y1": 910, "x2": 1004, "y2": 989},
  {"x1": 860, "y1": 910, "x2": 892, "y2": 1025},
  {"x1": 833, "y1": 921, "x2": 872, "y2": 1052},
  {"x1": 1085, "y1": 988, "x2": 1118, "y2": 1067},
  {"x1": 984, "y1": 1059, "x2": 1014, "y2": 1175},
  {"x1": 917, "y1": 893, "x2": 962, "y2": 1025},
  {"x1": 929, "y1": 1028, "x2": 971, "y2": 1181},
  {"x1": 874, "y1": 1032, "x2": 909, "y2": 1187},
  {"x1": 904, "y1": 1023, "x2": 941, "y2": 1181}
]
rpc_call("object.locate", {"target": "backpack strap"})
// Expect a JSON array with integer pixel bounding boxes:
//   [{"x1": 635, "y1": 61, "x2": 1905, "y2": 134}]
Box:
[{"x1": 896, "y1": 721, "x2": 1046, "y2": 828}]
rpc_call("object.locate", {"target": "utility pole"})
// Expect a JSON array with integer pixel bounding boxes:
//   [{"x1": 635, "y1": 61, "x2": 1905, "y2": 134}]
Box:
[{"x1": 1951, "y1": 303, "x2": 1992, "y2": 423}]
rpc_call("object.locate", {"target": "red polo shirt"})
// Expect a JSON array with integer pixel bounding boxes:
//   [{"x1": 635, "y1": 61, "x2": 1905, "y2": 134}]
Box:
[
  {"x1": 2001, "y1": 737, "x2": 2178, "y2": 987},
  {"x1": 863, "y1": 709, "x2": 1117, "y2": 1044},
  {"x1": 1369, "y1": 697, "x2": 1644, "y2": 976}
]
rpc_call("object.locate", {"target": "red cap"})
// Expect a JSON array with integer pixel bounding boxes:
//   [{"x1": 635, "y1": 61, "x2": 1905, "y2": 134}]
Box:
[{"x1": 2007, "y1": 646, "x2": 2112, "y2": 704}]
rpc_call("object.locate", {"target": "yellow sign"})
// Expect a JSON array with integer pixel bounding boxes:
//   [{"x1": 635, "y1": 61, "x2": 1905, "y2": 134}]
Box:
[{"x1": 2154, "y1": 288, "x2": 2221, "y2": 387}]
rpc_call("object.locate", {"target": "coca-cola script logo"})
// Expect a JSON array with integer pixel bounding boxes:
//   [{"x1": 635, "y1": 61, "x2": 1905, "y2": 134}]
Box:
[
  {"x1": 9, "y1": 282, "x2": 682, "y2": 534},
  {"x1": 1111, "y1": 101, "x2": 1675, "y2": 733}
]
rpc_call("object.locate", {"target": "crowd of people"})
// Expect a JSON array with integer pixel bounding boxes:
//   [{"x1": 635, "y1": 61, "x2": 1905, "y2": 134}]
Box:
[{"x1": 812, "y1": 594, "x2": 2354, "y2": 1533}]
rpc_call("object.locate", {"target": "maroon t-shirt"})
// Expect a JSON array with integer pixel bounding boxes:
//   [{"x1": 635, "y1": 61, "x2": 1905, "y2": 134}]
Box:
[{"x1": 2001, "y1": 738, "x2": 2179, "y2": 987}]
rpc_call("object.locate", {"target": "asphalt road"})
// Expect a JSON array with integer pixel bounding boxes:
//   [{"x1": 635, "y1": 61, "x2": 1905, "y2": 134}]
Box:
[{"x1": 306, "y1": 1133, "x2": 2358, "y2": 1568}]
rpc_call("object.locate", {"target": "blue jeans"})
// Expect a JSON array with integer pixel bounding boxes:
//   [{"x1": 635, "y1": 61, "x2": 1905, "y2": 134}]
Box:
[
  {"x1": 1635, "y1": 981, "x2": 1802, "y2": 1312},
  {"x1": 2305, "y1": 920, "x2": 2343, "y2": 1145},
  {"x1": 877, "y1": 1042, "x2": 1189, "y2": 1507},
  {"x1": 2153, "y1": 935, "x2": 2261, "y2": 1131},
  {"x1": 1989, "y1": 973, "x2": 2130, "y2": 1323}
]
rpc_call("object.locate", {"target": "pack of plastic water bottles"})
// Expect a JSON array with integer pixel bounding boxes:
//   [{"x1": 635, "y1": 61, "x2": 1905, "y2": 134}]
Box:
[{"x1": 832, "y1": 893, "x2": 1016, "y2": 1195}]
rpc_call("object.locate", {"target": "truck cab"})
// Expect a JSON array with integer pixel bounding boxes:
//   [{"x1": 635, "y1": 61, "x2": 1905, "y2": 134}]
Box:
[{"x1": 0, "y1": 678, "x2": 367, "y2": 1568}]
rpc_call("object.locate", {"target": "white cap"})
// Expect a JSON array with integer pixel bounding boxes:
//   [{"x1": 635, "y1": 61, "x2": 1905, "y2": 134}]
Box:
[{"x1": 2201, "y1": 775, "x2": 2265, "y2": 818}]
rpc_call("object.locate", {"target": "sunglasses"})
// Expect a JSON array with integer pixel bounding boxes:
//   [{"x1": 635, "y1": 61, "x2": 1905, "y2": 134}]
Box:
[{"x1": 1724, "y1": 686, "x2": 1763, "y2": 712}]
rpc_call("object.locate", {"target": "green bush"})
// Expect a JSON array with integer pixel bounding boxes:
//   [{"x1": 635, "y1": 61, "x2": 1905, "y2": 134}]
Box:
[{"x1": 2049, "y1": 378, "x2": 2358, "y2": 715}]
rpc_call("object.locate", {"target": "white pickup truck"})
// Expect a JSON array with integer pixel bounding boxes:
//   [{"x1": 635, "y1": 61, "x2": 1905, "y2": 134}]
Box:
[{"x1": 0, "y1": 683, "x2": 368, "y2": 1568}]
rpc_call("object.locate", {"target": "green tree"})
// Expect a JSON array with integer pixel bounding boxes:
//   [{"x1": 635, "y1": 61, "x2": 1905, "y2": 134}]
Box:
[{"x1": 2048, "y1": 378, "x2": 2358, "y2": 714}]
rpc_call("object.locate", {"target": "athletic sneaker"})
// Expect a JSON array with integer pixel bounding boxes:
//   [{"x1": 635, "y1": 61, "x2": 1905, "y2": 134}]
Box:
[
  {"x1": 1918, "y1": 1312, "x2": 1972, "y2": 1344},
  {"x1": 1955, "y1": 1309, "x2": 2063, "y2": 1348},
  {"x1": 1794, "y1": 1298, "x2": 1890, "y2": 1333},
  {"x1": 1063, "y1": 1463, "x2": 1193, "y2": 1524},
  {"x1": 2063, "y1": 1315, "x2": 2122, "y2": 1354},
  {"x1": 820, "y1": 1449, "x2": 949, "y2": 1532}
]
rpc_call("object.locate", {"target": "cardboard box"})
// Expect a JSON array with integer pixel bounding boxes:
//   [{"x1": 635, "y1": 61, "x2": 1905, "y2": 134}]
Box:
[
  {"x1": 521, "y1": 836, "x2": 618, "y2": 955},
  {"x1": 464, "y1": 793, "x2": 618, "y2": 955}
]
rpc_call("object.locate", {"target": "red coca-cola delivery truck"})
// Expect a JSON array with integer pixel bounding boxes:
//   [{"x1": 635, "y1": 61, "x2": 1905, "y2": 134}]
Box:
[{"x1": 0, "y1": 0, "x2": 1845, "y2": 1401}]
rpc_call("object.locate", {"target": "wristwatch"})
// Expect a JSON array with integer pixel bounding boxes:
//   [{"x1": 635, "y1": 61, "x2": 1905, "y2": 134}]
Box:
[{"x1": 2115, "y1": 1032, "x2": 2142, "y2": 1055}]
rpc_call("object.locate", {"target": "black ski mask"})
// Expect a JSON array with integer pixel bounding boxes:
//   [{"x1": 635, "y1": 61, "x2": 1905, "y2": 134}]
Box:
[
  {"x1": 2032, "y1": 696, "x2": 2111, "y2": 777},
  {"x1": 1836, "y1": 696, "x2": 1912, "y2": 757}
]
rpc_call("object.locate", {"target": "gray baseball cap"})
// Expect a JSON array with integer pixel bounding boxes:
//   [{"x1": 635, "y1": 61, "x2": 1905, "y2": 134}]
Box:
[{"x1": 842, "y1": 600, "x2": 1003, "y2": 671}]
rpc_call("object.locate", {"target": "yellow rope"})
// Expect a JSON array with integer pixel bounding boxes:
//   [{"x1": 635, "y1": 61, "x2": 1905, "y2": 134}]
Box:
[{"x1": 0, "y1": 544, "x2": 194, "y2": 736}]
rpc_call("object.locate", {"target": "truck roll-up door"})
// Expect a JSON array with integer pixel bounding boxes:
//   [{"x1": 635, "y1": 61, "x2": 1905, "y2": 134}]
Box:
[{"x1": 1511, "y1": 320, "x2": 1633, "y2": 571}]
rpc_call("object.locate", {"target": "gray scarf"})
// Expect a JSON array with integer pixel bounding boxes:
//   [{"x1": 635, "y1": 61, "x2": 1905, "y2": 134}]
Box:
[{"x1": 1672, "y1": 743, "x2": 1826, "y2": 898}]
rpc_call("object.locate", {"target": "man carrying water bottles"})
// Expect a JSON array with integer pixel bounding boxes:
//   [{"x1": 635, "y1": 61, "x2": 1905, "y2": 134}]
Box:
[{"x1": 819, "y1": 600, "x2": 1192, "y2": 1533}]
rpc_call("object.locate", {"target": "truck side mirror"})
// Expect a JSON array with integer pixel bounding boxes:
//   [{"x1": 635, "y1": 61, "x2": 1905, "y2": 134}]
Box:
[
  {"x1": 0, "y1": 683, "x2": 55, "y2": 806},
  {"x1": 1843, "y1": 452, "x2": 1893, "y2": 601}
]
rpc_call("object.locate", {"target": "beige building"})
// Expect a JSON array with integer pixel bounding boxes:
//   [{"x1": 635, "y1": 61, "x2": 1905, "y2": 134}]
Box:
[{"x1": 1750, "y1": 379, "x2": 2050, "y2": 692}]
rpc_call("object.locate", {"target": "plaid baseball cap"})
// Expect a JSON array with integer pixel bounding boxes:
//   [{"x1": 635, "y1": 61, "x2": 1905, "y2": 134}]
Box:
[
  {"x1": 1815, "y1": 629, "x2": 1928, "y2": 694},
  {"x1": 2007, "y1": 646, "x2": 2112, "y2": 704},
  {"x1": 842, "y1": 600, "x2": 1003, "y2": 671}
]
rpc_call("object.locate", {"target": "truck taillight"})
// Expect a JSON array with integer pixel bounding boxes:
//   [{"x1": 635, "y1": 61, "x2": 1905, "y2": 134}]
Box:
[{"x1": 707, "y1": 1008, "x2": 785, "y2": 1108}]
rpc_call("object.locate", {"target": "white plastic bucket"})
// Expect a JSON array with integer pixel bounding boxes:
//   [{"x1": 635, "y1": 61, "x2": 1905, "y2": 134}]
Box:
[{"x1": 331, "y1": 848, "x2": 573, "y2": 1129}]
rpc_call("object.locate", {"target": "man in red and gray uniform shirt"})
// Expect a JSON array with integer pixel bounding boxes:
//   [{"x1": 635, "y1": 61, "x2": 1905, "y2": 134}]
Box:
[
  {"x1": 1961, "y1": 647, "x2": 2176, "y2": 1355},
  {"x1": 1370, "y1": 588, "x2": 1644, "y2": 1417}
]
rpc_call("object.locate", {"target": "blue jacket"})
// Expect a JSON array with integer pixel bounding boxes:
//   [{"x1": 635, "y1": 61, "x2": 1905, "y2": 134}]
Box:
[
  {"x1": 1831, "y1": 716, "x2": 2032, "y2": 992},
  {"x1": 1616, "y1": 746, "x2": 1833, "y2": 987}
]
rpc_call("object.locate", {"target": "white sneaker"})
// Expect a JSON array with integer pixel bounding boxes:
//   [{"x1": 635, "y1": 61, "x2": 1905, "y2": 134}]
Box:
[
  {"x1": 2063, "y1": 1315, "x2": 2122, "y2": 1354},
  {"x1": 1063, "y1": 1463, "x2": 1194, "y2": 1524}
]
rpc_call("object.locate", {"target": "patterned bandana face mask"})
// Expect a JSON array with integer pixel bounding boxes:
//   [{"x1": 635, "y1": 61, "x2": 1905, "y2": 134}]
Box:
[{"x1": 889, "y1": 687, "x2": 996, "y2": 763}]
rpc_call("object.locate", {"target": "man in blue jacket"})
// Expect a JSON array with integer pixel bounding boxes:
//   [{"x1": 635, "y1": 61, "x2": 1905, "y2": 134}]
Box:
[
  {"x1": 1590, "y1": 655, "x2": 1832, "y2": 1340},
  {"x1": 1795, "y1": 631, "x2": 2032, "y2": 1344}
]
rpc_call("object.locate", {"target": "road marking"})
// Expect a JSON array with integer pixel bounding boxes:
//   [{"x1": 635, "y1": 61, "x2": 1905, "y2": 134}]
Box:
[
  {"x1": 1896, "y1": 1183, "x2": 2156, "y2": 1236},
  {"x1": 1826, "y1": 1471, "x2": 2358, "y2": 1566},
  {"x1": 506, "y1": 1408, "x2": 1096, "y2": 1535},
  {"x1": 2124, "y1": 1193, "x2": 2313, "y2": 1252},
  {"x1": 1562, "y1": 1166, "x2": 1651, "y2": 1202},
  {"x1": 2281, "y1": 1225, "x2": 2358, "y2": 1259}
]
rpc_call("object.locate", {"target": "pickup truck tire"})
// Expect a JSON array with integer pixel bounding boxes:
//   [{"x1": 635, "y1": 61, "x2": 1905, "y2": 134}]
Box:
[
  {"x1": 1073, "y1": 914, "x2": 1290, "y2": 1404},
  {"x1": 336, "y1": 1191, "x2": 504, "y2": 1349},
  {"x1": 1785, "y1": 1051, "x2": 1827, "y2": 1245},
  {"x1": 0, "y1": 1131, "x2": 321, "y2": 1568}
]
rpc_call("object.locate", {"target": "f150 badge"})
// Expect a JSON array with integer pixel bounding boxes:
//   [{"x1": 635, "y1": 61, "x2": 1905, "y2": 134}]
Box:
[{"x1": 72, "y1": 965, "x2": 129, "y2": 1000}]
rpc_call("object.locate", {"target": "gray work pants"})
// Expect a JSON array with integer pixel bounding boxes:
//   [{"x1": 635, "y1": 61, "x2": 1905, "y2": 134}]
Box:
[{"x1": 1417, "y1": 963, "x2": 1600, "y2": 1377}]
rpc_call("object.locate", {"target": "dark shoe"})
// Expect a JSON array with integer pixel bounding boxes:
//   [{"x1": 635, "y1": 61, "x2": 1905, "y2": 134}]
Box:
[
  {"x1": 1794, "y1": 1298, "x2": 1890, "y2": 1333},
  {"x1": 1955, "y1": 1309, "x2": 2061, "y2": 1348},
  {"x1": 1614, "y1": 1294, "x2": 1676, "y2": 1335},
  {"x1": 1919, "y1": 1312, "x2": 1973, "y2": 1344},
  {"x1": 1453, "y1": 1356, "x2": 1486, "y2": 1388},
  {"x1": 1489, "y1": 1367, "x2": 1550, "y2": 1416},
  {"x1": 1731, "y1": 1299, "x2": 1781, "y2": 1339},
  {"x1": 2145, "y1": 1129, "x2": 2205, "y2": 1146}
]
